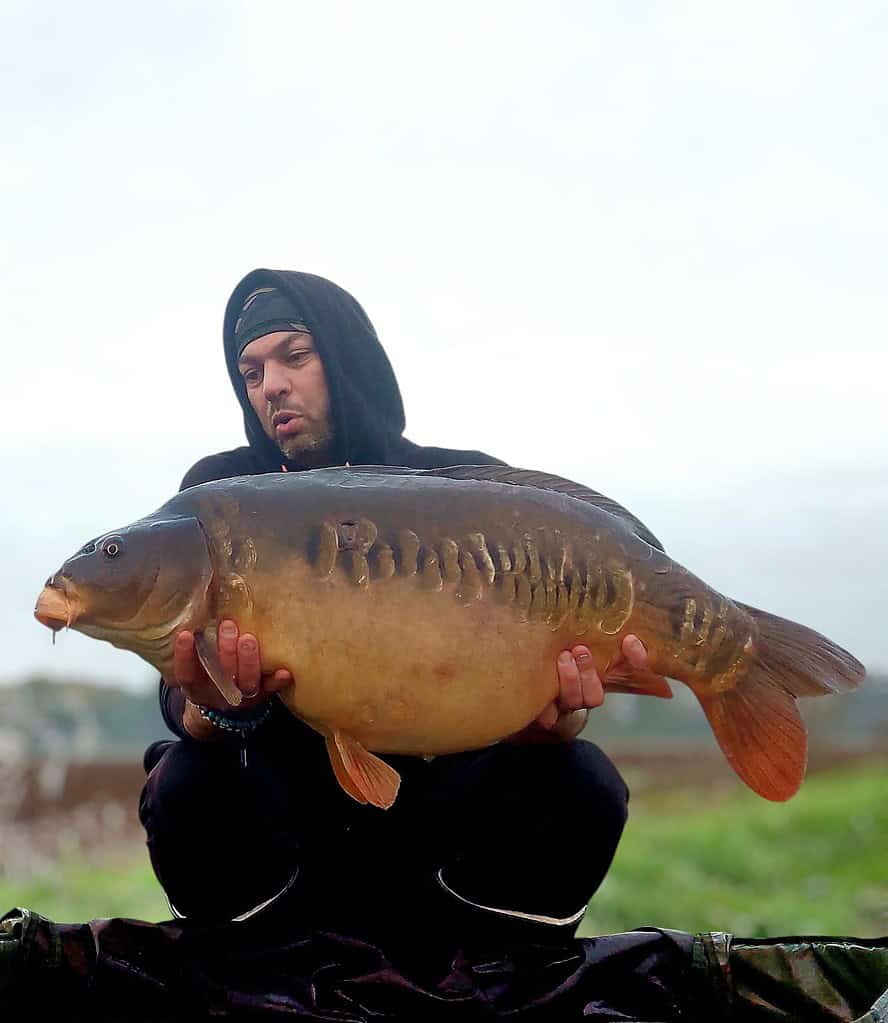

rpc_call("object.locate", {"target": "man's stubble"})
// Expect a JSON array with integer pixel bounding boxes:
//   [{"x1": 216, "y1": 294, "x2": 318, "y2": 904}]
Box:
[{"x1": 275, "y1": 419, "x2": 336, "y2": 469}]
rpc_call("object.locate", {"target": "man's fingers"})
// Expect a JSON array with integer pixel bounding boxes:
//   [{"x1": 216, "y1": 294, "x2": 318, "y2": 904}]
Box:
[
  {"x1": 556, "y1": 650, "x2": 584, "y2": 712},
  {"x1": 237, "y1": 634, "x2": 262, "y2": 696},
  {"x1": 217, "y1": 619, "x2": 239, "y2": 683},
  {"x1": 172, "y1": 631, "x2": 196, "y2": 687},
  {"x1": 621, "y1": 634, "x2": 648, "y2": 670},
  {"x1": 264, "y1": 669, "x2": 294, "y2": 694},
  {"x1": 573, "y1": 645, "x2": 605, "y2": 708},
  {"x1": 536, "y1": 701, "x2": 560, "y2": 730}
]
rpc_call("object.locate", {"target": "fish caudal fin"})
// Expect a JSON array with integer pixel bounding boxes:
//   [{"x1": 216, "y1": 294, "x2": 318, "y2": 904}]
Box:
[
  {"x1": 695, "y1": 674, "x2": 808, "y2": 802},
  {"x1": 324, "y1": 730, "x2": 401, "y2": 810},
  {"x1": 696, "y1": 604, "x2": 865, "y2": 802},
  {"x1": 736, "y1": 602, "x2": 865, "y2": 698}
]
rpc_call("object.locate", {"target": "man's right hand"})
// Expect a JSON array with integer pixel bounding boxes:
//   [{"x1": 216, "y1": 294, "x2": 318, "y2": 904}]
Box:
[{"x1": 165, "y1": 619, "x2": 293, "y2": 718}]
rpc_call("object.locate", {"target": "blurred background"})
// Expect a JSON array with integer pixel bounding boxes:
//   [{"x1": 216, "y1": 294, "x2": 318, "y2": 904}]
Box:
[{"x1": 1, "y1": 1, "x2": 885, "y2": 936}]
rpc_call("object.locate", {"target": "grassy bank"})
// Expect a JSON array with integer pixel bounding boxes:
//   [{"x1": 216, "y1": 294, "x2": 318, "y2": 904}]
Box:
[
  {"x1": 1, "y1": 762, "x2": 885, "y2": 936},
  {"x1": 579, "y1": 761, "x2": 888, "y2": 938},
  {"x1": 0, "y1": 852, "x2": 168, "y2": 924}
]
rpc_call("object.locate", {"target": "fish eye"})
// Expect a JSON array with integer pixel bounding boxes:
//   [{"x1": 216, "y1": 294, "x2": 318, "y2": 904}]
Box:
[{"x1": 102, "y1": 537, "x2": 124, "y2": 559}]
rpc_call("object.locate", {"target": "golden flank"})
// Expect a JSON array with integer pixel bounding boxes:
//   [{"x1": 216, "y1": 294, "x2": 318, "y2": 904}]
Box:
[{"x1": 35, "y1": 465, "x2": 865, "y2": 809}]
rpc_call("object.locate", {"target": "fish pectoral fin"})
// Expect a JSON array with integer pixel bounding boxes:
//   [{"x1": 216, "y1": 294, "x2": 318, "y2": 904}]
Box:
[
  {"x1": 603, "y1": 666, "x2": 674, "y2": 700},
  {"x1": 194, "y1": 623, "x2": 243, "y2": 707},
  {"x1": 324, "y1": 730, "x2": 401, "y2": 810}
]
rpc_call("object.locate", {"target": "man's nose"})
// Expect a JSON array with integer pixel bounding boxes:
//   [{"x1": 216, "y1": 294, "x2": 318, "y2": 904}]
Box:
[{"x1": 262, "y1": 363, "x2": 291, "y2": 400}]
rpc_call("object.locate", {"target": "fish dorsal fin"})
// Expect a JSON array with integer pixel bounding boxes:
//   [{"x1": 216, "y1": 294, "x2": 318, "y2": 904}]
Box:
[{"x1": 345, "y1": 464, "x2": 664, "y2": 552}]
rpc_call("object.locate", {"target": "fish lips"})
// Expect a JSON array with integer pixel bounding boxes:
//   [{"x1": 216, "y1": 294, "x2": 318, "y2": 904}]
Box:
[{"x1": 34, "y1": 576, "x2": 81, "y2": 631}]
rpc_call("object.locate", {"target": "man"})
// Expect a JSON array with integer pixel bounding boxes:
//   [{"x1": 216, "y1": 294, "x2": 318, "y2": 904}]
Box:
[{"x1": 139, "y1": 269, "x2": 654, "y2": 967}]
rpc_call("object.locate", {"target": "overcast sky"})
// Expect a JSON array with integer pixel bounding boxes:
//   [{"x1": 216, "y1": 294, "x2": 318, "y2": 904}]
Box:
[{"x1": 2, "y1": 1, "x2": 885, "y2": 692}]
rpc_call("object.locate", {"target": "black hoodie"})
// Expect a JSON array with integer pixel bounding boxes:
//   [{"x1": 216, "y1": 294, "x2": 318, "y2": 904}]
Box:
[{"x1": 180, "y1": 268, "x2": 503, "y2": 490}]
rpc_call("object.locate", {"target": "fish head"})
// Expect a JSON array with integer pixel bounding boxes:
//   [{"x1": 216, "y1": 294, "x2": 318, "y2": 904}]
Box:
[{"x1": 35, "y1": 515, "x2": 214, "y2": 674}]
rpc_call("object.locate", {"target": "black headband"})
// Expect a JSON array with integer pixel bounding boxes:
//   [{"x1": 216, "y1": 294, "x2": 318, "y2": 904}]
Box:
[{"x1": 233, "y1": 287, "x2": 310, "y2": 356}]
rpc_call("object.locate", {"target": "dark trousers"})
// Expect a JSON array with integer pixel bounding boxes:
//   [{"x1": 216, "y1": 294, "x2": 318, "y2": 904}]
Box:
[{"x1": 139, "y1": 729, "x2": 628, "y2": 955}]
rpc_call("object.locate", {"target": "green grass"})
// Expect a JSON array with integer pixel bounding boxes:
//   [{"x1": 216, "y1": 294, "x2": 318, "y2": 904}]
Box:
[
  {"x1": 1, "y1": 764, "x2": 885, "y2": 937},
  {"x1": 0, "y1": 852, "x2": 169, "y2": 925},
  {"x1": 579, "y1": 763, "x2": 888, "y2": 938}
]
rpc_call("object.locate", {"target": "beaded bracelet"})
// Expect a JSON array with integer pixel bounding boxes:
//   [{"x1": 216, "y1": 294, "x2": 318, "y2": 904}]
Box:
[{"x1": 196, "y1": 701, "x2": 274, "y2": 736}]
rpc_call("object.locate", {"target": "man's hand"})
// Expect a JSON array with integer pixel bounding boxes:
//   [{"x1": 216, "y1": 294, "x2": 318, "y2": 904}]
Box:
[
  {"x1": 511, "y1": 634, "x2": 656, "y2": 744},
  {"x1": 164, "y1": 620, "x2": 293, "y2": 738}
]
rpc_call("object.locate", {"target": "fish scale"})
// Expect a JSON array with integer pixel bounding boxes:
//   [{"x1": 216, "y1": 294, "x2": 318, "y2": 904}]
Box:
[{"x1": 312, "y1": 516, "x2": 624, "y2": 637}]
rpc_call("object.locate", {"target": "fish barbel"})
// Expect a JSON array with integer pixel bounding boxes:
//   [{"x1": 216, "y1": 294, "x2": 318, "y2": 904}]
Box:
[{"x1": 34, "y1": 465, "x2": 865, "y2": 808}]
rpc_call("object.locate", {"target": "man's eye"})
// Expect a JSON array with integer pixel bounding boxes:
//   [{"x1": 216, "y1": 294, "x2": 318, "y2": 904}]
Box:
[
  {"x1": 242, "y1": 369, "x2": 261, "y2": 385},
  {"x1": 288, "y1": 349, "x2": 311, "y2": 364}
]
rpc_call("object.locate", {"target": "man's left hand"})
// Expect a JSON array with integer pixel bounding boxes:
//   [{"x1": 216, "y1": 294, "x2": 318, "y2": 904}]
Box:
[{"x1": 510, "y1": 635, "x2": 653, "y2": 744}]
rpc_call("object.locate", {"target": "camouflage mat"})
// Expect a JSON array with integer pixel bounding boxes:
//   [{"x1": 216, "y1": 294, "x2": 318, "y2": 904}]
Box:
[{"x1": 1, "y1": 908, "x2": 886, "y2": 1021}]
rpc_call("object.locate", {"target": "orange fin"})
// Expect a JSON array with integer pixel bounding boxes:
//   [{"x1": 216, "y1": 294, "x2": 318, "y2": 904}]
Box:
[
  {"x1": 324, "y1": 730, "x2": 401, "y2": 809},
  {"x1": 603, "y1": 666, "x2": 674, "y2": 700},
  {"x1": 693, "y1": 599, "x2": 865, "y2": 801},
  {"x1": 194, "y1": 623, "x2": 242, "y2": 707},
  {"x1": 694, "y1": 675, "x2": 807, "y2": 802},
  {"x1": 324, "y1": 735, "x2": 367, "y2": 804}
]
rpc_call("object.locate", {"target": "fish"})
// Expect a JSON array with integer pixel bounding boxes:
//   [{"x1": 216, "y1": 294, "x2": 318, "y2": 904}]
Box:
[{"x1": 34, "y1": 465, "x2": 865, "y2": 809}]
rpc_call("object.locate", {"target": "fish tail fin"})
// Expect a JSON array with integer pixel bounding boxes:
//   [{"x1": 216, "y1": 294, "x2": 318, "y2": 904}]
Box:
[
  {"x1": 695, "y1": 672, "x2": 808, "y2": 802},
  {"x1": 737, "y1": 602, "x2": 865, "y2": 699},
  {"x1": 694, "y1": 604, "x2": 865, "y2": 802}
]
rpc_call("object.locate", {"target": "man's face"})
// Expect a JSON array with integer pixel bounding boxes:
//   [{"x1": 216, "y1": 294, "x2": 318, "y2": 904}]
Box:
[{"x1": 237, "y1": 330, "x2": 334, "y2": 466}]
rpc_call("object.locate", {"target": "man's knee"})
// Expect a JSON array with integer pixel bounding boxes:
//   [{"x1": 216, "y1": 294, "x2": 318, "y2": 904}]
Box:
[
  {"x1": 557, "y1": 739, "x2": 630, "y2": 827},
  {"x1": 434, "y1": 741, "x2": 630, "y2": 927},
  {"x1": 141, "y1": 740, "x2": 234, "y2": 831},
  {"x1": 140, "y1": 739, "x2": 292, "y2": 834},
  {"x1": 139, "y1": 739, "x2": 301, "y2": 923},
  {"x1": 487, "y1": 739, "x2": 629, "y2": 825}
]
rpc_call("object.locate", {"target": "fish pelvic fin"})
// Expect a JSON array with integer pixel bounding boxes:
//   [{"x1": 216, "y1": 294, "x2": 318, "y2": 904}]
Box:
[
  {"x1": 695, "y1": 604, "x2": 865, "y2": 802},
  {"x1": 194, "y1": 623, "x2": 243, "y2": 707},
  {"x1": 324, "y1": 730, "x2": 401, "y2": 810}
]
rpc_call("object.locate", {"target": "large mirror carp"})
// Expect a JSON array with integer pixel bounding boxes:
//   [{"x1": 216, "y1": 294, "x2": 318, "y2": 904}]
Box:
[{"x1": 34, "y1": 465, "x2": 865, "y2": 809}]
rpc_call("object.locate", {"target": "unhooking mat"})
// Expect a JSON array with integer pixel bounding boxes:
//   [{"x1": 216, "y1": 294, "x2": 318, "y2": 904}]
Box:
[{"x1": 1, "y1": 908, "x2": 886, "y2": 1021}]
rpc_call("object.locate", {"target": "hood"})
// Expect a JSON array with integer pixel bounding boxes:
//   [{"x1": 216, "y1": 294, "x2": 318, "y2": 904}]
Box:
[{"x1": 223, "y1": 269, "x2": 407, "y2": 471}]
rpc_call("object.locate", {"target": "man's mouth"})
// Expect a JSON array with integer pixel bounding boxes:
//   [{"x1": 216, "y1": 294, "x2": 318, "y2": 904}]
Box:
[{"x1": 273, "y1": 411, "x2": 304, "y2": 436}]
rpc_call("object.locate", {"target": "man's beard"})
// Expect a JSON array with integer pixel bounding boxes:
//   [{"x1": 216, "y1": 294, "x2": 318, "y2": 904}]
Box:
[{"x1": 276, "y1": 420, "x2": 336, "y2": 469}]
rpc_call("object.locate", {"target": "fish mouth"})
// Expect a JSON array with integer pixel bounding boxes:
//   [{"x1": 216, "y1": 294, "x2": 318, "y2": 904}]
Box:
[{"x1": 34, "y1": 579, "x2": 81, "y2": 632}]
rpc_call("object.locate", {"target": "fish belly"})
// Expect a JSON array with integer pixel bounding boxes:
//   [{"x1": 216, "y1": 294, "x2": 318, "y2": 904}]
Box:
[{"x1": 257, "y1": 565, "x2": 563, "y2": 754}]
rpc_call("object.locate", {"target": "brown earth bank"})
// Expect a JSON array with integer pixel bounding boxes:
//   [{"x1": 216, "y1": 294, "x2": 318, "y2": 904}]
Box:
[
  {"x1": 1, "y1": 744, "x2": 886, "y2": 879},
  {"x1": 6, "y1": 743, "x2": 887, "y2": 817},
  {"x1": 608, "y1": 742, "x2": 888, "y2": 793},
  {"x1": 0, "y1": 758, "x2": 148, "y2": 879}
]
